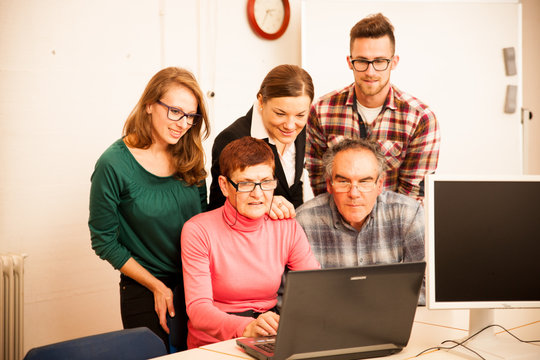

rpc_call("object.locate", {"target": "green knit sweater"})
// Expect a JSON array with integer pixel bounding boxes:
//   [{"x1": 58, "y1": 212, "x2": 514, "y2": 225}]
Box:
[{"x1": 89, "y1": 138, "x2": 206, "y2": 278}]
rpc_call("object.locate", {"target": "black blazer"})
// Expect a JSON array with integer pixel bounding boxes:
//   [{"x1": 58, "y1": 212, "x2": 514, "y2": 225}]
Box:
[{"x1": 208, "y1": 107, "x2": 306, "y2": 210}]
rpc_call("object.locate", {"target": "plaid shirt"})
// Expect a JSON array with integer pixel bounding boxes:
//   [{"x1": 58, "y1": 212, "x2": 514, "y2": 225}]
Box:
[
  {"x1": 296, "y1": 191, "x2": 425, "y2": 304},
  {"x1": 306, "y1": 83, "x2": 440, "y2": 200}
]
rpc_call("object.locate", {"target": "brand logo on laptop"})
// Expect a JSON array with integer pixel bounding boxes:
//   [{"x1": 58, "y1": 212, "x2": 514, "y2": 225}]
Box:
[{"x1": 350, "y1": 276, "x2": 367, "y2": 280}]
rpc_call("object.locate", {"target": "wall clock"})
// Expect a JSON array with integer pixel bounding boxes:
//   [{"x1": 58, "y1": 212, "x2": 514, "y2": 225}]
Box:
[{"x1": 247, "y1": 0, "x2": 290, "y2": 40}]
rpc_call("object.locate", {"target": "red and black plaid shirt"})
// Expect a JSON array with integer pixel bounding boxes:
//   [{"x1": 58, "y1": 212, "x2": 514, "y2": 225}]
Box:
[{"x1": 306, "y1": 84, "x2": 440, "y2": 200}]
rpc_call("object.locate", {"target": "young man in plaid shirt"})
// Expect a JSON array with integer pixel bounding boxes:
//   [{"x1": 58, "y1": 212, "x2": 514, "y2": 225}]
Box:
[{"x1": 306, "y1": 13, "x2": 440, "y2": 201}]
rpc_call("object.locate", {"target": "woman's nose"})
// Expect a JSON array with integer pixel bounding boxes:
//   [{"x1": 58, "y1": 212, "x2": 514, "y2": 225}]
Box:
[
  {"x1": 283, "y1": 117, "x2": 295, "y2": 130},
  {"x1": 249, "y1": 183, "x2": 264, "y2": 197},
  {"x1": 176, "y1": 118, "x2": 190, "y2": 130}
]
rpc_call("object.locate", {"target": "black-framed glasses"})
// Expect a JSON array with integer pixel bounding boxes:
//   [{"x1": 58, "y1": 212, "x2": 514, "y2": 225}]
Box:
[
  {"x1": 331, "y1": 177, "x2": 379, "y2": 193},
  {"x1": 156, "y1": 100, "x2": 202, "y2": 126},
  {"x1": 227, "y1": 177, "x2": 278, "y2": 193},
  {"x1": 350, "y1": 57, "x2": 393, "y2": 72}
]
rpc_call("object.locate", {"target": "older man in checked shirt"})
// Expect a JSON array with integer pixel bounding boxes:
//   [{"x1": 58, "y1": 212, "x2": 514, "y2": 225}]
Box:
[
  {"x1": 306, "y1": 13, "x2": 440, "y2": 201},
  {"x1": 297, "y1": 138, "x2": 425, "y2": 304}
]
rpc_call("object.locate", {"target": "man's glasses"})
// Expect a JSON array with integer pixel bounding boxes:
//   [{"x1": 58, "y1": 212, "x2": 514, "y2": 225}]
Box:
[
  {"x1": 331, "y1": 177, "x2": 379, "y2": 193},
  {"x1": 350, "y1": 57, "x2": 393, "y2": 72},
  {"x1": 156, "y1": 100, "x2": 202, "y2": 126},
  {"x1": 227, "y1": 178, "x2": 278, "y2": 193}
]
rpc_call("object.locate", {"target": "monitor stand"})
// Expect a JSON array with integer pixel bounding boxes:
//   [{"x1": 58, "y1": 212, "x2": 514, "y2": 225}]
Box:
[{"x1": 446, "y1": 309, "x2": 540, "y2": 360}]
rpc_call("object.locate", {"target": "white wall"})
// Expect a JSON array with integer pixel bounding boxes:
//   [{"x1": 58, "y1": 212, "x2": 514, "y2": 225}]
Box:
[
  {"x1": 0, "y1": 0, "x2": 161, "y2": 351},
  {"x1": 0, "y1": 0, "x2": 302, "y2": 352}
]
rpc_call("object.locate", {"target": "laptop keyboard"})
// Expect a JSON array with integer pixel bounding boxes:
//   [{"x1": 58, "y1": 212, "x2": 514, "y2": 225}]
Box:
[{"x1": 255, "y1": 341, "x2": 275, "y2": 353}]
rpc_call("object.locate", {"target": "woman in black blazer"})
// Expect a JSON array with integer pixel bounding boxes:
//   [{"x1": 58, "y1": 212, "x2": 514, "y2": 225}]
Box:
[{"x1": 209, "y1": 65, "x2": 314, "y2": 215}]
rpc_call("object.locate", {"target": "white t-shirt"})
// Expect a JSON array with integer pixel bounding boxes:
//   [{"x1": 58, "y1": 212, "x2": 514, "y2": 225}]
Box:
[{"x1": 356, "y1": 100, "x2": 382, "y2": 125}]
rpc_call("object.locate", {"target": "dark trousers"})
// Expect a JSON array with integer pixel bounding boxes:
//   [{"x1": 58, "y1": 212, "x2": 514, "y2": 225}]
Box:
[{"x1": 119, "y1": 274, "x2": 188, "y2": 352}]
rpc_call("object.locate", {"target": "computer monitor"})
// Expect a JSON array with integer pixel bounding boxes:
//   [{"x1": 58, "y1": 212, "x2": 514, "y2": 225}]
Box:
[{"x1": 425, "y1": 174, "x2": 540, "y2": 360}]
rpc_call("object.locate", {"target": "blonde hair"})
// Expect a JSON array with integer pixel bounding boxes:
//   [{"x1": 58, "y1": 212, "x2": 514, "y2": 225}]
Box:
[{"x1": 123, "y1": 67, "x2": 210, "y2": 185}]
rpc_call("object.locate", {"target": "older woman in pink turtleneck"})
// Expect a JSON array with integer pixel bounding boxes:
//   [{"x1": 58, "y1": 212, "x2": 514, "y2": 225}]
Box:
[{"x1": 181, "y1": 136, "x2": 320, "y2": 349}]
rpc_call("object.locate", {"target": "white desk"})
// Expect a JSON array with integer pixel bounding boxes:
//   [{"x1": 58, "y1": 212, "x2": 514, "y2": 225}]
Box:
[{"x1": 153, "y1": 308, "x2": 540, "y2": 359}]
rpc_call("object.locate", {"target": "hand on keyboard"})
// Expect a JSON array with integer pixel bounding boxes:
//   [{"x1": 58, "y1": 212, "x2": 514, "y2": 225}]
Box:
[{"x1": 242, "y1": 311, "x2": 280, "y2": 337}]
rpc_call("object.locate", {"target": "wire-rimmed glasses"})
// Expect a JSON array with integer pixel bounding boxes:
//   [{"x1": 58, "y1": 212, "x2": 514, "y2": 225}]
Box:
[{"x1": 331, "y1": 177, "x2": 379, "y2": 193}]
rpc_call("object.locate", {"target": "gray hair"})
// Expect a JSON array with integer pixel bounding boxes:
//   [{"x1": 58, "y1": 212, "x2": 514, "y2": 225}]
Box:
[{"x1": 323, "y1": 138, "x2": 387, "y2": 180}]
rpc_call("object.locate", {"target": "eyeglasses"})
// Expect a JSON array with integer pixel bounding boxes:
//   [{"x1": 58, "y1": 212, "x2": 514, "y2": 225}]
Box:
[
  {"x1": 156, "y1": 100, "x2": 202, "y2": 126},
  {"x1": 331, "y1": 177, "x2": 379, "y2": 193},
  {"x1": 227, "y1": 177, "x2": 278, "y2": 193},
  {"x1": 350, "y1": 57, "x2": 393, "y2": 72}
]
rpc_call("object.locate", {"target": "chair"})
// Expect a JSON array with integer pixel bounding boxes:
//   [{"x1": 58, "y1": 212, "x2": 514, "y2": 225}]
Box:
[{"x1": 23, "y1": 327, "x2": 167, "y2": 360}]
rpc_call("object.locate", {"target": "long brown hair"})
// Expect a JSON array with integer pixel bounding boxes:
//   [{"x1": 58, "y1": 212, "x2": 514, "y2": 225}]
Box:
[{"x1": 123, "y1": 67, "x2": 210, "y2": 185}]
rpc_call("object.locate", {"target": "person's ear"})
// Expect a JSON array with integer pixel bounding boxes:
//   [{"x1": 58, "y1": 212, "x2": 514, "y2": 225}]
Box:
[
  {"x1": 218, "y1": 175, "x2": 230, "y2": 198},
  {"x1": 326, "y1": 177, "x2": 333, "y2": 194},
  {"x1": 390, "y1": 55, "x2": 399, "y2": 70},
  {"x1": 257, "y1": 94, "x2": 264, "y2": 111},
  {"x1": 376, "y1": 174, "x2": 385, "y2": 195},
  {"x1": 146, "y1": 103, "x2": 153, "y2": 115},
  {"x1": 346, "y1": 56, "x2": 354, "y2": 70}
]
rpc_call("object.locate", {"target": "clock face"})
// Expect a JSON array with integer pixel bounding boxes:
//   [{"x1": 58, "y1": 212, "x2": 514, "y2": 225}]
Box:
[
  {"x1": 254, "y1": 0, "x2": 285, "y2": 35},
  {"x1": 247, "y1": 0, "x2": 290, "y2": 40}
]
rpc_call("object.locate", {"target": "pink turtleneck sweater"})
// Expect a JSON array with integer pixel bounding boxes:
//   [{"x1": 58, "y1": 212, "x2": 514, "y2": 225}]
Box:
[{"x1": 181, "y1": 200, "x2": 320, "y2": 348}]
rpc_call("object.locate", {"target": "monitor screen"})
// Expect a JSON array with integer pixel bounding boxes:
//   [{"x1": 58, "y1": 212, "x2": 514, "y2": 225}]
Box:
[{"x1": 425, "y1": 175, "x2": 540, "y2": 310}]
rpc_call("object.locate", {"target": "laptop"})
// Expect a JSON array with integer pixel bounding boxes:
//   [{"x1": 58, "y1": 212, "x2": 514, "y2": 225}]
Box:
[{"x1": 236, "y1": 261, "x2": 425, "y2": 360}]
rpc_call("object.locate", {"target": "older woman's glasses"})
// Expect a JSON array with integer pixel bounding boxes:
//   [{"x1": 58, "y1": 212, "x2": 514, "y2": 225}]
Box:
[
  {"x1": 156, "y1": 100, "x2": 202, "y2": 126},
  {"x1": 331, "y1": 178, "x2": 379, "y2": 193},
  {"x1": 227, "y1": 178, "x2": 278, "y2": 192},
  {"x1": 350, "y1": 57, "x2": 393, "y2": 72}
]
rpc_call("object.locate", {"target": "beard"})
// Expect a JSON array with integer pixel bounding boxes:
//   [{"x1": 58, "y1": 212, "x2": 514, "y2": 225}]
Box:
[{"x1": 356, "y1": 75, "x2": 390, "y2": 97}]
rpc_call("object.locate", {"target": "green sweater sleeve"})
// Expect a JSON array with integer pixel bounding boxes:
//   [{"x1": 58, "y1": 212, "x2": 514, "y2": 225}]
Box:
[{"x1": 88, "y1": 146, "x2": 132, "y2": 270}]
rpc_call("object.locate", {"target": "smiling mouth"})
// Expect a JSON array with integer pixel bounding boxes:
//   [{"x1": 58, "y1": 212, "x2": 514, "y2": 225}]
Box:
[{"x1": 279, "y1": 129, "x2": 296, "y2": 137}]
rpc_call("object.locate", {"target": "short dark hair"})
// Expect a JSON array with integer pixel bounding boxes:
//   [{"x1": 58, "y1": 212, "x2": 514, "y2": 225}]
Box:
[
  {"x1": 219, "y1": 136, "x2": 275, "y2": 178},
  {"x1": 257, "y1": 64, "x2": 315, "y2": 103},
  {"x1": 350, "y1": 13, "x2": 395, "y2": 54},
  {"x1": 323, "y1": 138, "x2": 387, "y2": 179}
]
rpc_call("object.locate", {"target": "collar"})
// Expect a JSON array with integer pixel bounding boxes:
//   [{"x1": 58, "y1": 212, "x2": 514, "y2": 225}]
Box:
[
  {"x1": 222, "y1": 198, "x2": 267, "y2": 232},
  {"x1": 384, "y1": 85, "x2": 398, "y2": 111},
  {"x1": 250, "y1": 101, "x2": 269, "y2": 140}
]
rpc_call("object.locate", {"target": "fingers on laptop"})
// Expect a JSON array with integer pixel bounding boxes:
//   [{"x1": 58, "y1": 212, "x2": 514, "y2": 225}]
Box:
[
  {"x1": 243, "y1": 311, "x2": 280, "y2": 337},
  {"x1": 256, "y1": 312, "x2": 280, "y2": 336}
]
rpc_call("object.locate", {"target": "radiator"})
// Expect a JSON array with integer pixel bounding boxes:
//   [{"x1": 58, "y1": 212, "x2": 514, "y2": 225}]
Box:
[{"x1": 1, "y1": 254, "x2": 25, "y2": 360}]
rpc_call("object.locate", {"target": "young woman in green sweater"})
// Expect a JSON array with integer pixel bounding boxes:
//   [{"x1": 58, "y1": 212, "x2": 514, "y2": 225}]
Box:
[{"x1": 89, "y1": 67, "x2": 210, "y2": 351}]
